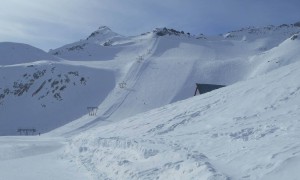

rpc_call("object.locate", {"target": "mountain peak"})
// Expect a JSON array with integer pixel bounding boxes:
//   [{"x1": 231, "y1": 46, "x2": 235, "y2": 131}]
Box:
[
  {"x1": 86, "y1": 26, "x2": 120, "y2": 40},
  {"x1": 98, "y1": 26, "x2": 111, "y2": 30}
]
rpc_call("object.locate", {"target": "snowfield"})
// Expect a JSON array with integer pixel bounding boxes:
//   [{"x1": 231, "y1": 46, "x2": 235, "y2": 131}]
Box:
[
  {"x1": 65, "y1": 60, "x2": 300, "y2": 180},
  {"x1": 1, "y1": 23, "x2": 300, "y2": 179}
]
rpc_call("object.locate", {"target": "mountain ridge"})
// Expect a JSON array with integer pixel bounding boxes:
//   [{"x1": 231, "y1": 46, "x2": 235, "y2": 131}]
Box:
[{"x1": 0, "y1": 42, "x2": 58, "y2": 65}]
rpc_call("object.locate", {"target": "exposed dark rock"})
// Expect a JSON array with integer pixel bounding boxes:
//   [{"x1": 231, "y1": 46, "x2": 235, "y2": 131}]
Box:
[
  {"x1": 154, "y1": 28, "x2": 189, "y2": 36},
  {"x1": 294, "y1": 21, "x2": 300, "y2": 27},
  {"x1": 291, "y1": 34, "x2": 298, "y2": 40},
  {"x1": 32, "y1": 81, "x2": 46, "y2": 96}
]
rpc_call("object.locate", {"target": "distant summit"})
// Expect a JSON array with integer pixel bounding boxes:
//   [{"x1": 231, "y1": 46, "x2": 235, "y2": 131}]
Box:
[
  {"x1": 86, "y1": 26, "x2": 123, "y2": 41},
  {"x1": 49, "y1": 26, "x2": 125, "y2": 60}
]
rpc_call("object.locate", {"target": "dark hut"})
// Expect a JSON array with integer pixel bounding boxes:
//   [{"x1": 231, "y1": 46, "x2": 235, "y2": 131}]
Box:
[{"x1": 194, "y1": 83, "x2": 225, "y2": 96}]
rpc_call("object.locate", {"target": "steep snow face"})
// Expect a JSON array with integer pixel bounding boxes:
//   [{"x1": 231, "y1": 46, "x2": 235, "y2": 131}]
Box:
[
  {"x1": 0, "y1": 62, "x2": 115, "y2": 135},
  {"x1": 0, "y1": 42, "x2": 58, "y2": 65},
  {"x1": 250, "y1": 33, "x2": 300, "y2": 77},
  {"x1": 66, "y1": 60, "x2": 300, "y2": 180}
]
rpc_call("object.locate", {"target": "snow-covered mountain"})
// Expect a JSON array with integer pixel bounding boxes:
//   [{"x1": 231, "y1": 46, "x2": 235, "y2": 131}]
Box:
[
  {"x1": 1, "y1": 22, "x2": 300, "y2": 179},
  {"x1": 0, "y1": 42, "x2": 58, "y2": 65},
  {"x1": 49, "y1": 26, "x2": 126, "y2": 61},
  {"x1": 1, "y1": 22, "x2": 300, "y2": 136}
]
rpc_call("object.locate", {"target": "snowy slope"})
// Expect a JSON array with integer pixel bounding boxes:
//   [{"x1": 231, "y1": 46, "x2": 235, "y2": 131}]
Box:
[
  {"x1": 50, "y1": 24, "x2": 300, "y2": 136},
  {"x1": 0, "y1": 42, "x2": 58, "y2": 65},
  {"x1": 65, "y1": 60, "x2": 300, "y2": 180},
  {"x1": 0, "y1": 62, "x2": 115, "y2": 135}
]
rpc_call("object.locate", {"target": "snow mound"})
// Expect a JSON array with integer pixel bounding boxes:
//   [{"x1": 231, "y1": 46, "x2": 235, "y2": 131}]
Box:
[{"x1": 0, "y1": 42, "x2": 58, "y2": 65}]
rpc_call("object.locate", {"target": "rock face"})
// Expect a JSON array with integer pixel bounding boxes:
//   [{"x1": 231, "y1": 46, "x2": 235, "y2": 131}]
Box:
[
  {"x1": 153, "y1": 27, "x2": 189, "y2": 37},
  {"x1": 291, "y1": 34, "x2": 299, "y2": 40},
  {"x1": 294, "y1": 21, "x2": 300, "y2": 27},
  {"x1": 0, "y1": 67, "x2": 87, "y2": 102},
  {"x1": 0, "y1": 62, "x2": 116, "y2": 135}
]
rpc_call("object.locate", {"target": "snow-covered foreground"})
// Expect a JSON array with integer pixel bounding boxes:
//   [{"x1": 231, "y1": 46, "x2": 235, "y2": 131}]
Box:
[
  {"x1": 65, "y1": 61, "x2": 300, "y2": 179},
  {"x1": 0, "y1": 136, "x2": 91, "y2": 180}
]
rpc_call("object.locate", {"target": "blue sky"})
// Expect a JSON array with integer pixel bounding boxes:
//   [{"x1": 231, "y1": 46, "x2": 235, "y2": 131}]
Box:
[{"x1": 0, "y1": 0, "x2": 299, "y2": 51}]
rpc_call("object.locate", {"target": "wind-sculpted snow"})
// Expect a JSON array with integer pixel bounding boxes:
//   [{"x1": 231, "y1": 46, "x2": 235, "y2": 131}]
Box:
[
  {"x1": 67, "y1": 137, "x2": 230, "y2": 180},
  {"x1": 65, "y1": 61, "x2": 300, "y2": 179}
]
